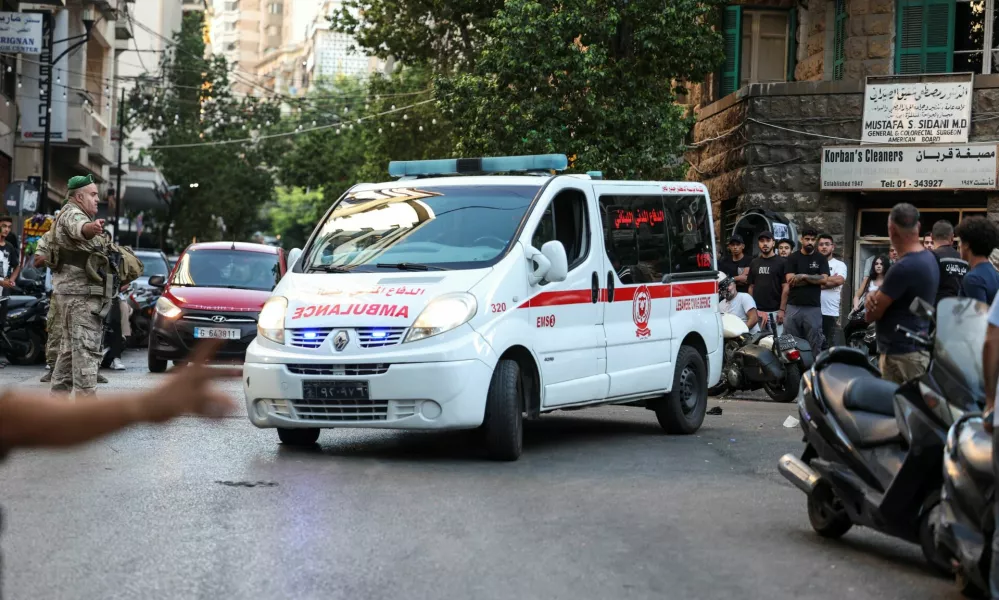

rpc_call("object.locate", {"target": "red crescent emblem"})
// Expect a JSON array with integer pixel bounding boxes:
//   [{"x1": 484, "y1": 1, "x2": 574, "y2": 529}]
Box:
[{"x1": 633, "y1": 285, "x2": 652, "y2": 338}]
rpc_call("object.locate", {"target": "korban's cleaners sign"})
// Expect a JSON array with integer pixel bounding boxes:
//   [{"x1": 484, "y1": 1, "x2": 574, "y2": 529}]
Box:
[{"x1": 861, "y1": 74, "x2": 973, "y2": 144}]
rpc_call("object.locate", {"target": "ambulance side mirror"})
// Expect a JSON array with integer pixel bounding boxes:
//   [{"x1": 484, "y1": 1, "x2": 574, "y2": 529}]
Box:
[
  {"x1": 541, "y1": 241, "x2": 568, "y2": 283},
  {"x1": 526, "y1": 245, "x2": 551, "y2": 286},
  {"x1": 287, "y1": 248, "x2": 302, "y2": 271}
]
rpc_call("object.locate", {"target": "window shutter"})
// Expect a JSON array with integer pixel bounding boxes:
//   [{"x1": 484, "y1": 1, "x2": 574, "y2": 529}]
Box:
[
  {"x1": 720, "y1": 6, "x2": 742, "y2": 97},
  {"x1": 833, "y1": 0, "x2": 847, "y2": 79},
  {"x1": 923, "y1": 0, "x2": 955, "y2": 72},
  {"x1": 895, "y1": 0, "x2": 954, "y2": 74},
  {"x1": 787, "y1": 6, "x2": 798, "y2": 81}
]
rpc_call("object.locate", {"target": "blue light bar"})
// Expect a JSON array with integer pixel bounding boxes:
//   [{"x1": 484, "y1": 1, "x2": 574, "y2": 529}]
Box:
[{"x1": 388, "y1": 154, "x2": 569, "y2": 178}]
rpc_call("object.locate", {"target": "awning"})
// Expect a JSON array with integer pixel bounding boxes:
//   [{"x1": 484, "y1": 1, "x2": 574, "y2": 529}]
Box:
[{"x1": 117, "y1": 165, "x2": 170, "y2": 213}]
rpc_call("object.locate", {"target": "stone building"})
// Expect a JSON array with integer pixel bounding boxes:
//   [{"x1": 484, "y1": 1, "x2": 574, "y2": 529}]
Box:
[{"x1": 687, "y1": 0, "x2": 999, "y2": 310}]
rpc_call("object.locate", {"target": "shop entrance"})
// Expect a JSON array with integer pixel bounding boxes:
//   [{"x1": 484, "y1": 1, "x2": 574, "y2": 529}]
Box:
[{"x1": 854, "y1": 205, "x2": 987, "y2": 289}]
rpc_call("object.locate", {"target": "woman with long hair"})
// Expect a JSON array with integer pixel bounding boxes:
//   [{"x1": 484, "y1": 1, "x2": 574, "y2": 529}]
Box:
[{"x1": 854, "y1": 254, "x2": 889, "y2": 310}]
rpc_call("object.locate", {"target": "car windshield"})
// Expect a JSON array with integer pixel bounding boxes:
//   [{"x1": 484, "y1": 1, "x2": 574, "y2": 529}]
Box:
[
  {"x1": 934, "y1": 297, "x2": 989, "y2": 406},
  {"x1": 303, "y1": 184, "x2": 540, "y2": 272},
  {"x1": 170, "y1": 249, "x2": 281, "y2": 291},
  {"x1": 137, "y1": 254, "x2": 170, "y2": 277}
]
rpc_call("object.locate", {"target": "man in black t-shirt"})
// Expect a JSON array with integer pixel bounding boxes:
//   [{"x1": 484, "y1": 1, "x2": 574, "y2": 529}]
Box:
[
  {"x1": 783, "y1": 228, "x2": 829, "y2": 353},
  {"x1": 0, "y1": 216, "x2": 21, "y2": 369},
  {"x1": 931, "y1": 220, "x2": 967, "y2": 305},
  {"x1": 718, "y1": 234, "x2": 753, "y2": 293},
  {"x1": 747, "y1": 230, "x2": 788, "y2": 334}
]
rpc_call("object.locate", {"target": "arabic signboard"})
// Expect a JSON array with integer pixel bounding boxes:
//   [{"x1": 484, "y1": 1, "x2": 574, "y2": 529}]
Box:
[
  {"x1": 862, "y1": 74, "x2": 973, "y2": 144},
  {"x1": 18, "y1": 10, "x2": 68, "y2": 143},
  {"x1": 820, "y1": 144, "x2": 998, "y2": 191},
  {"x1": 0, "y1": 12, "x2": 42, "y2": 54}
]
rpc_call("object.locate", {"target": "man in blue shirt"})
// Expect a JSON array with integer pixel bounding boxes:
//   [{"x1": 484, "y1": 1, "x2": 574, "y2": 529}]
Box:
[
  {"x1": 956, "y1": 216, "x2": 999, "y2": 305},
  {"x1": 865, "y1": 203, "x2": 939, "y2": 384}
]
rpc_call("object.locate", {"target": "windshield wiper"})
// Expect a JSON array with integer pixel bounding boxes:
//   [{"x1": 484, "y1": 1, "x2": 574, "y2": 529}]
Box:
[
  {"x1": 308, "y1": 264, "x2": 353, "y2": 273},
  {"x1": 375, "y1": 262, "x2": 449, "y2": 272}
]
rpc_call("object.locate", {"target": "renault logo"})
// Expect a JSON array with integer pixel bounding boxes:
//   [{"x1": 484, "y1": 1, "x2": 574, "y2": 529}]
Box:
[
  {"x1": 333, "y1": 330, "x2": 349, "y2": 352},
  {"x1": 211, "y1": 315, "x2": 227, "y2": 323}
]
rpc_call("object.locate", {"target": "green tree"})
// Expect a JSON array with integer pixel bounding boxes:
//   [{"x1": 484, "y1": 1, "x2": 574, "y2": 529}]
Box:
[
  {"x1": 435, "y1": 0, "x2": 724, "y2": 179},
  {"x1": 128, "y1": 11, "x2": 281, "y2": 249},
  {"x1": 268, "y1": 187, "x2": 326, "y2": 250},
  {"x1": 330, "y1": 1, "x2": 503, "y2": 72}
]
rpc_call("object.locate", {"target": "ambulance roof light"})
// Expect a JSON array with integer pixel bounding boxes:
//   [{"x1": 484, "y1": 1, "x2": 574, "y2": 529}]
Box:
[{"x1": 388, "y1": 154, "x2": 569, "y2": 178}]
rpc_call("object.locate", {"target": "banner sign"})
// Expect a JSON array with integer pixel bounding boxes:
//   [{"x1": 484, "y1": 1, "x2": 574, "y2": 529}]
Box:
[
  {"x1": 862, "y1": 74, "x2": 973, "y2": 144},
  {"x1": 18, "y1": 10, "x2": 68, "y2": 143},
  {"x1": 820, "y1": 144, "x2": 999, "y2": 191},
  {"x1": 0, "y1": 12, "x2": 42, "y2": 54}
]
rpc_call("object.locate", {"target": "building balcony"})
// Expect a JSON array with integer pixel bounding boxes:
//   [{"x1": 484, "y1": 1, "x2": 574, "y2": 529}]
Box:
[
  {"x1": 89, "y1": 134, "x2": 113, "y2": 166},
  {"x1": 65, "y1": 101, "x2": 95, "y2": 147},
  {"x1": 115, "y1": 14, "x2": 133, "y2": 40}
]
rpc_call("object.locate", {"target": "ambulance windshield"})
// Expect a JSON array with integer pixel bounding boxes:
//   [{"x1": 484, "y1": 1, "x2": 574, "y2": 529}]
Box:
[{"x1": 303, "y1": 184, "x2": 540, "y2": 272}]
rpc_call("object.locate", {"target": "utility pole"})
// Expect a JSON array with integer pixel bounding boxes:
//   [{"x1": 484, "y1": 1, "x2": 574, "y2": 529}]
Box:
[
  {"x1": 39, "y1": 8, "x2": 96, "y2": 214},
  {"x1": 113, "y1": 86, "x2": 125, "y2": 242}
]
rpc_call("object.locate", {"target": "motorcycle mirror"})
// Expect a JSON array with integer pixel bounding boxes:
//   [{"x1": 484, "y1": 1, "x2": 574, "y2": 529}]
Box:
[
  {"x1": 909, "y1": 297, "x2": 934, "y2": 321},
  {"x1": 148, "y1": 275, "x2": 166, "y2": 288}
]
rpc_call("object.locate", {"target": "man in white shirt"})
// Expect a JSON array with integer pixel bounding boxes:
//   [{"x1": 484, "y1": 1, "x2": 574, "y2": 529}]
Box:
[
  {"x1": 719, "y1": 277, "x2": 760, "y2": 333},
  {"x1": 818, "y1": 234, "x2": 847, "y2": 350}
]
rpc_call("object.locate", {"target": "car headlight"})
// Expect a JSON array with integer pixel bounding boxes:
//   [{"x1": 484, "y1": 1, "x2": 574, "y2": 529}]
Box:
[
  {"x1": 155, "y1": 296, "x2": 182, "y2": 320},
  {"x1": 257, "y1": 296, "x2": 287, "y2": 344},
  {"x1": 403, "y1": 293, "x2": 477, "y2": 344}
]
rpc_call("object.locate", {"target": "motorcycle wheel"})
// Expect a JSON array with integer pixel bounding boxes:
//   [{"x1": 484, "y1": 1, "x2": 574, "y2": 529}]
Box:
[
  {"x1": 919, "y1": 501, "x2": 955, "y2": 577},
  {"x1": 8, "y1": 329, "x2": 43, "y2": 365},
  {"x1": 807, "y1": 480, "x2": 852, "y2": 539},
  {"x1": 764, "y1": 363, "x2": 802, "y2": 403}
]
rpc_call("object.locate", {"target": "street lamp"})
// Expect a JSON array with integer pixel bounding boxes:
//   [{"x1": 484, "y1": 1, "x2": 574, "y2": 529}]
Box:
[{"x1": 40, "y1": 7, "x2": 97, "y2": 213}]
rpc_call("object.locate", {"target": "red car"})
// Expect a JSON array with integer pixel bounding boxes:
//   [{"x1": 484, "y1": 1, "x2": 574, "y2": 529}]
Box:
[{"x1": 147, "y1": 242, "x2": 286, "y2": 372}]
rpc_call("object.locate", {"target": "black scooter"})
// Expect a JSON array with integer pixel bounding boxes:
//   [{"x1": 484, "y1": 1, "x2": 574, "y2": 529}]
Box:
[
  {"x1": 843, "y1": 299, "x2": 878, "y2": 369},
  {"x1": 0, "y1": 278, "x2": 49, "y2": 365},
  {"x1": 778, "y1": 297, "x2": 974, "y2": 573}
]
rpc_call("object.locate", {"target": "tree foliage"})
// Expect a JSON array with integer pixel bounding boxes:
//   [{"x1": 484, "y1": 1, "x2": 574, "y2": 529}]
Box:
[
  {"x1": 435, "y1": 0, "x2": 724, "y2": 179},
  {"x1": 128, "y1": 11, "x2": 281, "y2": 249},
  {"x1": 329, "y1": 1, "x2": 502, "y2": 72}
]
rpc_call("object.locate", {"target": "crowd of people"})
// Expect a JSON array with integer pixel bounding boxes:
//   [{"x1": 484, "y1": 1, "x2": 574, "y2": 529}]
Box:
[{"x1": 718, "y1": 203, "x2": 999, "y2": 385}]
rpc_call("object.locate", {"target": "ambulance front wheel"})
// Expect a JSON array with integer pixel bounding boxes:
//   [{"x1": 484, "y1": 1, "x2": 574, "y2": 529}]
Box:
[
  {"x1": 482, "y1": 359, "x2": 524, "y2": 461},
  {"x1": 655, "y1": 346, "x2": 708, "y2": 434}
]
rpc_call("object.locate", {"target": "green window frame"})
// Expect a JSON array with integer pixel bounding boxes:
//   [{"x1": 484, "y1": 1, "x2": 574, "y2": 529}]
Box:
[
  {"x1": 895, "y1": 0, "x2": 956, "y2": 74},
  {"x1": 833, "y1": 0, "x2": 847, "y2": 79},
  {"x1": 718, "y1": 5, "x2": 797, "y2": 98}
]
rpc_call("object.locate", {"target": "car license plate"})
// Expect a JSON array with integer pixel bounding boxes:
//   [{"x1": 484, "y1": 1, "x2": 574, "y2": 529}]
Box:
[
  {"x1": 193, "y1": 327, "x2": 241, "y2": 340},
  {"x1": 302, "y1": 380, "x2": 369, "y2": 400}
]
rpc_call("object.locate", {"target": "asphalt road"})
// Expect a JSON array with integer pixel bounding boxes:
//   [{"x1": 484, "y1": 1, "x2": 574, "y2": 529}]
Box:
[{"x1": 0, "y1": 350, "x2": 959, "y2": 600}]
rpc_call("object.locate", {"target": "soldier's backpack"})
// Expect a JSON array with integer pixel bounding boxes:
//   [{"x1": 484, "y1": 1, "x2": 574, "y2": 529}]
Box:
[{"x1": 110, "y1": 242, "x2": 144, "y2": 286}]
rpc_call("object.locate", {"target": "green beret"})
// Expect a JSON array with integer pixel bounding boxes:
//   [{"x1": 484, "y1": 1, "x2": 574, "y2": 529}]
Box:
[{"x1": 67, "y1": 174, "x2": 94, "y2": 190}]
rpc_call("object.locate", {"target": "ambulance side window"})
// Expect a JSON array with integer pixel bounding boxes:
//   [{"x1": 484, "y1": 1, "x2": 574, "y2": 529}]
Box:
[
  {"x1": 531, "y1": 189, "x2": 590, "y2": 274},
  {"x1": 664, "y1": 194, "x2": 714, "y2": 274},
  {"x1": 598, "y1": 195, "x2": 668, "y2": 284}
]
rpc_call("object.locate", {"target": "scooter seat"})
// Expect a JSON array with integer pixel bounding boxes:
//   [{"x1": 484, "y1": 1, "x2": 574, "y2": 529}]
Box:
[
  {"x1": 818, "y1": 362, "x2": 902, "y2": 447},
  {"x1": 3, "y1": 295, "x2": 37, "y2": 310}
]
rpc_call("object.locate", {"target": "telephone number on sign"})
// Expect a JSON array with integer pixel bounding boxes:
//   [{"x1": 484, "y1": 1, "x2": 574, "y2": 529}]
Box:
[{"x1": 879, "y1": 179, "x2": 943, "y2": 188}]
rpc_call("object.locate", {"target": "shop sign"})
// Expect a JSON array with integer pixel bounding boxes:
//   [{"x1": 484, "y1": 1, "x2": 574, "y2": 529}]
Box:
[
  {"x1": 820, "y1": 144, "x2": 998, "y2": 191},
  {"x1": 0, "y1": 12, "x2": 42, "y2": 54},
  {"x1": 862, "y1": 74, "x2": 973, "y2": 144}
]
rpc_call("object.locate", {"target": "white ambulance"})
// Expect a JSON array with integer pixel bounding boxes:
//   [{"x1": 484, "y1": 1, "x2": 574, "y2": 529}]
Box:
[{"x1": 243, "y1": 154, "x2": 722, "y2": 460}]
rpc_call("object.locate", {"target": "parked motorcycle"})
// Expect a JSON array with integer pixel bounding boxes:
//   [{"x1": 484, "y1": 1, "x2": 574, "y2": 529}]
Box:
[
  {"x1": 127, "y1": 284, "x2": 160, "y2": 347},
  {"x1": 935, "y1": 415, "x2": 992, "y2": 598},
  {"x1": 0, "y1": 278, "x2": 49, "y2": 365},
  {"x1": 778, "y1": 296, "x2": 982, "y2": 574},
  {"x1": 714, "y1": 315, "x2": 814, "y2": 403},
  {"x1": 844, "y1": 296, "x2": 878, "y2": 369}
]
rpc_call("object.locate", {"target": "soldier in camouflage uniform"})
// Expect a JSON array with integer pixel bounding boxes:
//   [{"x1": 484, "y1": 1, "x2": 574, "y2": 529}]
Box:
[{"x1": 49, "y1": 175, "x2": 109, "y2": 396}]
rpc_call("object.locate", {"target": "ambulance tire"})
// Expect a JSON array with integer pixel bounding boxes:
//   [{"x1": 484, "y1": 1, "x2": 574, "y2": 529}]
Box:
[
  {"x1": 482, "y1": 359, "x2": 523, "y2": 461},
  {"x1": 655, "y1": 346, "x2": 707, "y2": 434}
]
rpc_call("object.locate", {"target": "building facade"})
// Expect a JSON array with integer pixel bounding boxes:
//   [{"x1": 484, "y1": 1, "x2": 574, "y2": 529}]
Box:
[
  {"x1": 688, "y1": 0, "x2": 999, "y2": 310},
  {"x1": 301, "y1": 0, "x2": 383, "y2": 91}
]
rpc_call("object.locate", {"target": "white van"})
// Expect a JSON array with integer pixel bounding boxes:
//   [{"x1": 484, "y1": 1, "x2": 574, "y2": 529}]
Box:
[{"x1": 244, "y1": 155, "x2": 722, "y2": 460}]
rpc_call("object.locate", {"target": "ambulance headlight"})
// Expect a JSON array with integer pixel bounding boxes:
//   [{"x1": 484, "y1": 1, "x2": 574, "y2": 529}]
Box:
[
  {"x1": 155, "y1": 296, "x2": 182, "y2": 320},
  {"x1": 404, "y1": 293, "x2": 477, "y2": 344},
  {"x1": 257, "y1": 296, "x2": 288, "y2": 344}
]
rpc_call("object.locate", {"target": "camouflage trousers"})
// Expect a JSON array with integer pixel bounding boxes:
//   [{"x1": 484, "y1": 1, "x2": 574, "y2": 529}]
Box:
[
  {"x1": 50, "y1": 294, "x2": 104, "y2": 397},
  {"x1": 45, "y1": 297, "x2": 62, "y2": 367}
]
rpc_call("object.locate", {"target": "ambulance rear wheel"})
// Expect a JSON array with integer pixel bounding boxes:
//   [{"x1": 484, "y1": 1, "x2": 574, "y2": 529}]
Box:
[
  {"x1": 482, "y1": 359, "x2": 523, "y2": 461},
  {"x1": 655, "y1": 346, "x2": 707, "y2": 434}
]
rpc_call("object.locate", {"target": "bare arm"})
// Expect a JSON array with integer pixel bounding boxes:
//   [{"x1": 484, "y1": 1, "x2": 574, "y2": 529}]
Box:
[
  {"x1": 855, "y1": 277, "x2": 870, "y2": 301},
  {"x1": 0, "y1": 341, "x2": 236, "y2": 450},
  {"x1": 734, "y1": 266, "x2": 749, "y2": 284},
  {"x1": 984, "y1": 323, "x2": 999, "y2": 414},
  {"x1": 745, "y1": 307, "x2": 759, "y2": 329},
  {"x1": 790, "y1": 273, "x2": 827, "y2": 287},
  {"x1": 780, "y1": 283, "x2": 789, "y2": 311},
  {"x1": 864, "y1": 289, "x2": 894, "y2": 323},
  {"x1": 822, "y1": 274, "x2": 846, "y2": 289}
]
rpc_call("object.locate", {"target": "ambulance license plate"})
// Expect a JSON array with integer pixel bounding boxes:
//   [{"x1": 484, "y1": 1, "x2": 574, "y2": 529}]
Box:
[
  {"x1": 193, "y1": 327, "x2": 241, "y2": 340},
  {"x1": 302, "y1": 381, "x2": 369, "y2": 400}
]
